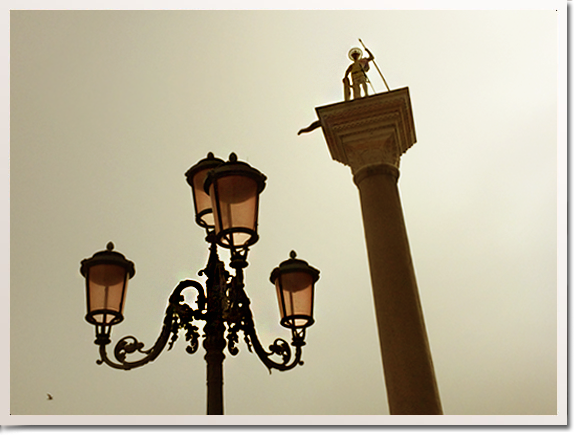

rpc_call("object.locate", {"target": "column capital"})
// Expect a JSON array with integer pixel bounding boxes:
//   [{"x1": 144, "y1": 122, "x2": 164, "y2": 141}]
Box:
[{"x1": 315, "y1": 87, "x2": 416, "y2": 174}]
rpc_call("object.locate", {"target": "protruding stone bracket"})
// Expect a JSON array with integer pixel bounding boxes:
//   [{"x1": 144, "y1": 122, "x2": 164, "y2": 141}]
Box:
[{"x1": 315, "y1": 87, "x2": 416, "y2": 175}]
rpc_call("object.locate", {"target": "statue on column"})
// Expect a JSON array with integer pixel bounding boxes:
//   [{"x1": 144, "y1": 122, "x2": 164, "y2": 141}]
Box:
[
  {"x1": 297, "y1": 41, "x2": 392, "y2": 136},
  {"x1": 343, "y1": 46, "x2": 374, "y2": 100}
]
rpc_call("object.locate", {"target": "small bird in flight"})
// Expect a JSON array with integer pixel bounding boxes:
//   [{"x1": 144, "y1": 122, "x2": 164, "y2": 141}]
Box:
[{"x1": 47, "y1": 393, "x2": 53, "y2": 400}]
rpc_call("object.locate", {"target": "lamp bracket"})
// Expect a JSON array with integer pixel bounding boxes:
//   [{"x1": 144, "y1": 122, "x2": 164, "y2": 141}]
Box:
[
  {"x1": 95, "y1": 279, "x2": 206, "y2": 370},
  {"x1": 226, "y1": 266, "x2": 306, "y2": 373}
]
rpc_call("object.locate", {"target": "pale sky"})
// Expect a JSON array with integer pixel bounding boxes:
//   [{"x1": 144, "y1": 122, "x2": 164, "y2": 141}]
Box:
[{"x1": 5, "y1": 1, "x2": 566, "y2": 426}]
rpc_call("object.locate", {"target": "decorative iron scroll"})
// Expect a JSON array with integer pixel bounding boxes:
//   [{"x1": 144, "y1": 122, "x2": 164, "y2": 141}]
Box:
[
  {"x1": 228, "y1": 268, "x2": 306, "y2": 372},
  {"x1": 96, "y1": 280, "x2": 206, "y2": 370}
]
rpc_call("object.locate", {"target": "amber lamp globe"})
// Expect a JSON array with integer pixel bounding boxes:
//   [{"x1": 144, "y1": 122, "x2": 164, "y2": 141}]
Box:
[
  {"x1": 270, "y1": 251, "x2": 320, "y2": 329},
  {"x1": 204, "y1": 153, "x2": 266, "y2": 251},
  {"x1": 80, "y1": 242, "x2": 135, "y2": 327},
  {"x1": 185, "y1": 152, "x2": 225, "y2": 229}
]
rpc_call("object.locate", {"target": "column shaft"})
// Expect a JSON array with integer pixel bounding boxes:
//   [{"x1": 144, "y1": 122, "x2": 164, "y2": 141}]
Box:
[{"x1": 354, "y1": 163, "x2": 442, "y2": 415}]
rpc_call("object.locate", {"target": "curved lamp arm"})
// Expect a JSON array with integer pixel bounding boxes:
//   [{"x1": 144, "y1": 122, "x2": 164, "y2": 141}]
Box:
[
  {"x1": 227, "y1": 270, "x2": 306, "y2": 373},
  {"x1": 95, "y1": 279, "x2": 206, "y2": 371},
  {"x1": 243, "y1": 316, "x2": 305, "y2": 373}
]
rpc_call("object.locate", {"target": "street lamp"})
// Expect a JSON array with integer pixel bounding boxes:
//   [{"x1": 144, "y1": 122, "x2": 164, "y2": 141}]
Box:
[
  {"x1": 270, "y1": 250, "x2": 319, "y2": 329},
  {"x1": 80, "y1": 152, "x2": 320, "y2": 415},
  {"x1": 185, "y1": 151, "x2": 224, "y2": 229},
  {"x1": 80, "y1": 242, "x2": 134, "y2": 334}
]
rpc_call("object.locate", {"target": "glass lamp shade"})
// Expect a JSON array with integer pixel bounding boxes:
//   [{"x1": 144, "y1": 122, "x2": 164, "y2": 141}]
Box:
[
  {"x1": 270, "y1": 251, "x2": 320, "y2": 329},
  {"x1": 204, "y1": 153, "x2": 266, "y2": 250},
  {"x1": 185, "y1": 152, "x2": 225, "y2": 229},
  {"x1": 80, "y1": 242, "x2": 135, "y2": 326}
]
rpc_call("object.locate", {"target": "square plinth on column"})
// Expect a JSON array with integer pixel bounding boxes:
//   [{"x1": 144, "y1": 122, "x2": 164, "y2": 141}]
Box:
[{"x1": 315, "y1": 87, "x2": 416, "y2": 172}]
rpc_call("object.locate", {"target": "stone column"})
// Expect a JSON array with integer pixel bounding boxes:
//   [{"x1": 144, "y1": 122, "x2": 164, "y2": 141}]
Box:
[{"x1": 316, "y1": 88, "x2": 442, "y2": 415}]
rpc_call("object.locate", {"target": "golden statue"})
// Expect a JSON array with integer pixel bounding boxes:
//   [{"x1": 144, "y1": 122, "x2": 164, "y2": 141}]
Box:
[{"x1": 343, "y1": 46, "x2": 374, "y2": 100}]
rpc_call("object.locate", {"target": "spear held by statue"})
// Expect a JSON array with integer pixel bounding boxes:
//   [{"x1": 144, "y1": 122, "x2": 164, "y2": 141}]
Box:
[{"x1": 359, "y1": 38, "x2": 391, "y2": 92}]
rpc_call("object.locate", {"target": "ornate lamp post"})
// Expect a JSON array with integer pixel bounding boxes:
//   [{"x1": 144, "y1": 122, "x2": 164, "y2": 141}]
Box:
[{"x1": 80, "y1": 152, "x2": 320, "y2": 415}]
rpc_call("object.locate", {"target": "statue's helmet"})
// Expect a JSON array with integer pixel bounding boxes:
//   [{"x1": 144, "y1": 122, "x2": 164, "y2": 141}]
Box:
[{"x1": 348, "y1": 47, "x2": 363, "y2": 60}]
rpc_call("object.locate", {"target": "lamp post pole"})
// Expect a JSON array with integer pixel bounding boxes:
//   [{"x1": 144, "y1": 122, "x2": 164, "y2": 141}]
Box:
[
  {"x1": 80, "y1": 152, "x2": 320, "y2": 415},
  {"x1": 202, "y1": 241, "x2": 226, "y2": 415}
]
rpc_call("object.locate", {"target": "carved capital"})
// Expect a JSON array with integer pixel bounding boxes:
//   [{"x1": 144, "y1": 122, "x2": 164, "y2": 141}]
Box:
[{"x1": 316, "y1": 87, "x2": 416, "y2": 175}]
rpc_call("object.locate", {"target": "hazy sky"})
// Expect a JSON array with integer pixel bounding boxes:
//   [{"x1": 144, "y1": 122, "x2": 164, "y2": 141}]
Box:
[{"x1": 5, "y1": 1, "x2": 566, "y2": 426}]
